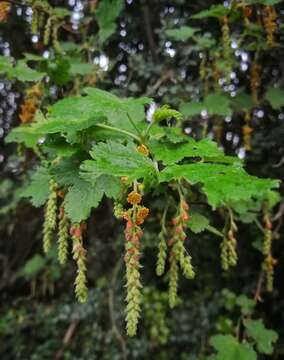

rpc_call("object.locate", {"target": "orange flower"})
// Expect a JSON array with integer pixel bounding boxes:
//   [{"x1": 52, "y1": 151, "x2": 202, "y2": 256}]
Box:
[
  {"x1": 242, "y1": 125, "x2": 253, "y2": 135},
  {"x1": 127, "y1": 191, "x2": 142, "y2": 205},
  {"x1": 19, "y1": 99, "x2": 37, "y2": 123},
  {"x1": 137, "y1": 144, "x2": 149, "y2": 156},
  {"x1": 136, "y1": 207, "x2": 149, "y2": 225},
  {"x1": 0, "y1": 2, "x2": 10, "y2": 23}
]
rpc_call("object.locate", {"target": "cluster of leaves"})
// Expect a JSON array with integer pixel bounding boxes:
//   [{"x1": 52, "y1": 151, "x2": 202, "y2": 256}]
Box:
[{"x1": 5, "y1": 82, "x2": 279, "y2": 336}]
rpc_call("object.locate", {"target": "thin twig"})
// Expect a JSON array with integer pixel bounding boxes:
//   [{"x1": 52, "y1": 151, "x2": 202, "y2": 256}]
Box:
[
  {"x1": 54, "y1": 318, "x2": 80, "y2": 360},
  {"x1": 141, "y1": 0, "x2": 159, "y2": 63},
  {"x1": 144, "y1": 70, "x2": 174, "y2": 96},
  {"x1": 254, "y1": 271, "x2": 264, "y2": 302}
]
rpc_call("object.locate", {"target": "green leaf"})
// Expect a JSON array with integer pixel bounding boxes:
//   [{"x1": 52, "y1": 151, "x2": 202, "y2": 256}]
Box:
[
  {"x1": 188, "y1": 212, "x2": 210, "y2": 233},
  {"x1": 232, "y1": 91, "x2": 253, "y2": 112},
  {"x1": 191, "y1": 5, "x2": 229, "y2": 19},
  {"x1": 160, "y1": 127, "x2": 189, "y2": 144},
  {"x1": 21, "y1": 166, "x2": 50, "y2": 207},
  {"x1": 244, "y1": 319, "x2": 278, "y2": 354},
  {"x1": 50, "y1": 155, "x2": 121, "y2": 222},
  {"x1": 265, "y1": 87, "x2": 284, "y2": 109},
  {"x1": 64, "y1": 175, "x2": 120, "y2": 222},
  {"x1": 180, "y1": 93, "x2": 232, "y2": 117},
  {"x1": 12, "y1": 61, "x2": 45, "y2": 82},
  {"x1": 208, "y1": 335, "x2": 257, "y2": 360},
  {"x1": 32, "y1": 112, "x2": 104, "y2": 135},
  {"x1": 0, "y1": 55, "x2": 13, "y2": 73},
  {"x1": 52, "y1": 7, "x2": 71, "y2": 18},
  {"x1": 166, "y1": 26, "x2": 199, "y2": 41},
  {"x1": 96, "y1": 0, "x2": 124, "y2": 44},
  {"x1": 204, "y1": 93, "x2": 232, "y2": 117},
  {"x1": 0, "y1": 56, "x2": 45, "y2": 82},
  {"x1": 5, "y1": 125, "x2": 43, "y2": 147},
  {"x1": 179, "y1": 101, "x2": 204, "y2": 117},
  {"x1": 150, "y1": 138, "x2": 230, "y2": 165},
  {"x1": 69, "y1": 61, "x2": 95, "y2": 76},
  {"x1": 236, "y1": 295, "x2": 255, "y2": 315},
  {"x1": 160, "y1": 163, "x2": 279, "y2": 209},
  {"x1": 48, "y1": 87, "x2": 152, "y2": 132},
  {"x1": 193, "y1": 36, "x2": 216, "y2": 49},
  {"x1": 81, "y1": 141, "x2": 156, "y2": 181},
  {"x1": 21, "y1": 255, "x2": 47, "y2": 280},
  {"x1": 246, "y1": 0, "x2": 282, "y2": 4}
]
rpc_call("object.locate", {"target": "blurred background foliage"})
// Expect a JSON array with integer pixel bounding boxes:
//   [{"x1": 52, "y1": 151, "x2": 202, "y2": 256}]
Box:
[{"x1": 0, "y1": 0, "x2": 284, "y2": 358}]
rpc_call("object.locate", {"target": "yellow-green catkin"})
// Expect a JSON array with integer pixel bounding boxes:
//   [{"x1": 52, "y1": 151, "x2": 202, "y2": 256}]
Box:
[
  {"x1": 221, "y1": 209, "x2": 238, "y2": 270},
  {"x1": 57, "y1": 207, "x2": 69, "y2": 265},
  {"x1": 156, "y1": 230, "x2": 167, "y2": 276},
  {"x1": 263, "y1": 5, "x2": 277, "y2": 48},
  {"x1": 221, "y1": 15, "x2": 232, "y2": 78},
  {"x1": 43, "y1": 17, "x2": 52, "y2": 45},
  {"x1": 168, "y1": 198, "x2": 195, "y2": 307},
  {"x1": 243, "y1": 111, "x2": 253, "y2": 151},
  {"x1": 168, "y1": 242, "x2": 179, "y2": 308},
  {"x1": 72, "y1": 225, "x2": 88, "y2": 303},
  {"x1": 199, "y1": 53, "x2": 209, "y2": 95},
  {"x1": 124, "y1": 217, "x2": 143, "y2": 336},
  {"x1": 261, "y1": 209, "x2": 276, "y2": 292},
  {"x1": 31, "y1": 8, "x2": 39, "y2": 35},
  {"x1": 250, "y1": 60, "x2": 261, "y2": 105},
  {"x1": 123, "y1": 189, "x2": 149, "y2": 336},
  {"x1": 221, "y1": 231, "x2": 238, "y2": 270},
  {"x1": 43, "y1": 179, "x2": 58, "y2": 253},
  {"x1": 52, "y1": 22, "x2": 61, "y2": 53}
]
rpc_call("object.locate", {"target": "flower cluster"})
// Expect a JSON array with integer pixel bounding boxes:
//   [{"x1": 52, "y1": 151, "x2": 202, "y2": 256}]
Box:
[
  {"x1": 0, "y1": 1, "x2": 10, "y2": 23},
  {"x1": 263, "y1": 6, "x2": 277, "y2": 47},
  {"x1": 262, "y1": 210, "x2": 277, "y2": 292},
  {"x1": 243, "y1": 111, "x2": 253, "y2": 151},
  {"x1": 221, "y1": 210, "x2": 238, "y2": 271},
  {"x1": 123, "y1": 190, "x2": 149, "y2": 336},
  {"x1": 19, "y1": 84, "x2": 43, "y2": 124},
  {"x1": 250, "y1": 60, "x2": 261, "y2": 104},
  {"x1": 71, "y1": 223, "x2": 88, "y2": 303},
  {"x1": 58, "y1": 207, "x2": 70, "y2": 265},
  {"x1": 137, "y1": 144, "x2": 149, "y2": 157},
  {"x1": 168, "y1": 200, "x2": 195, "y2": 308},
  {"x1": 221, "y1": 15, "x2": 233, "y2": 78},
  {"x1": 43, "y1": 179, "x2": 58, "y2": 253}
]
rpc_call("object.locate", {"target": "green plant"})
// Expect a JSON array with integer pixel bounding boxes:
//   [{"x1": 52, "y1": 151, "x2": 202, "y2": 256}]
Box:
[{"x1": 5, "y1": 85, "x2": 279, "y2": 335}]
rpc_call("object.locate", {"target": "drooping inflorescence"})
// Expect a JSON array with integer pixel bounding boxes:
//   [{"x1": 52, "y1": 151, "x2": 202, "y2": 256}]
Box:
[
  {"x1": 261, "y1": 207, "x2": 277, "y2": 292},
  {"x1": 57, "y1": 206, "x2": 70, "y2": 265},
  {"x1": 71, "y1": 223, "x2": 88, "y2": 303},
  {"x1": 167, "y1": 198, "x2": 195, "y2": 307},
  {"x1": 221, "y1": 15, "x2": 233, "y2": 79},
  {"x1": 43, "y1": 179, "x2": 58, "y2": 254},
  {"x1": 19, "y1": 83, "x2": 43, "y2": 124},
  {"x1": 250, "y1": 60, "x2": 261, "y2": 105},
  {"x1": 0, "y1": 1, "x2": 10, "y2": 23},
  {"x1": 123, "y1": 188, "x2": 149, "y2": 336},
  {"x1": 262, "y1": 5, "x2": 277, "y2": 48},
  {"x1": 220, "y1": 208, "x2": 238, "y2": 271},
  {"x1": 243, "y1": 111, "x2": 253, "y2": 152}
]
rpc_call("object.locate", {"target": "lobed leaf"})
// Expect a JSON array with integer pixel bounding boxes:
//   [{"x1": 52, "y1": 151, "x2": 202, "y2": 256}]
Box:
[
  {"x1": 244, "y1": 319, "x2": 278, "y2": 355},
  {"x1": 160, "y1": 163, "x2": 279, "y2": 209},
  {"x1": 81, "y1": 141, "x2": 156, "y2": 181}
]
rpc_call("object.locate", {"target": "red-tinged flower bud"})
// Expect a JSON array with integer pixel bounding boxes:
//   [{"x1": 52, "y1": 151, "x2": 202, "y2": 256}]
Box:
[{"x1": 172, "y1": 217, "x2": 179, "y2": 225}]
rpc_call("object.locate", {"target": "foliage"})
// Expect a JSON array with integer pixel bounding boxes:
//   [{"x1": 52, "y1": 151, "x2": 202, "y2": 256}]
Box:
[{"x1": 1, "y1": 0, "x2": 284, "y2": 357}]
